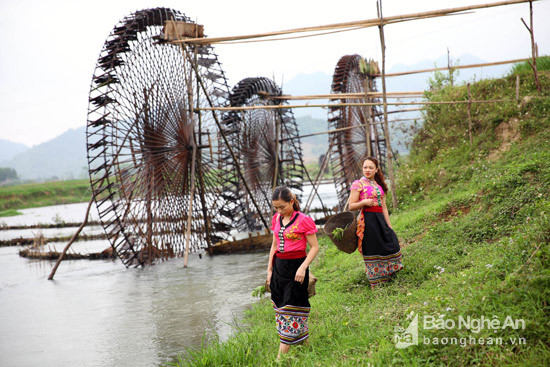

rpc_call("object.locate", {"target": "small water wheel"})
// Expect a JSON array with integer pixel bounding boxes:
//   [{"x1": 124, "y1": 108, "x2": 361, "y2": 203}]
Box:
[
  {"x1": 222, "y1": 77, "x2": 307, "y2": 231},
  {"x1": 328, "y1": 54, "x2": 389, "y2": 210},
  {"x1": 86, "y1": 8, "x2": 236, "y2": 266}
]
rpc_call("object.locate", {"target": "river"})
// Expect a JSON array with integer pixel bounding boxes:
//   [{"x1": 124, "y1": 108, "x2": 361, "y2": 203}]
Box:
[
  {"x1": 0, "y1": 182, "x2": 338, "y2": 367},
  {"x1": 0, "y1": 205, "x2": 270, "y2": 367}
]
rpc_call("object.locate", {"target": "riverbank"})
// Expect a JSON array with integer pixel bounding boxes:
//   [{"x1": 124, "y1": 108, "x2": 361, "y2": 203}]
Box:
[
  {"x1": 0, "y1": 179, "x2": 91, "y2": 217},
  {"x1": 169, "y1": 67, "x2": 550, "y2": 365}
]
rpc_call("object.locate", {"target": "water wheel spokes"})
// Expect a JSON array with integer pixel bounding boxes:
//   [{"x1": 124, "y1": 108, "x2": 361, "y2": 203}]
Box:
[
  {"x1": 223, "y1": 77, "x2": 307, "y2": 231},
  {"x1": 86, "y1": 7, "x2": 235, "y2": 267},
  {"x1": 328, "y1": 54, "x2": 389, "y2": 210}
]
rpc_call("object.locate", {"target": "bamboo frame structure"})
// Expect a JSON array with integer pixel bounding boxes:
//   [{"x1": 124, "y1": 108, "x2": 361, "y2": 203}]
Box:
[
  {"x1": 170, "y1": 0, "x2": 536, "y2": 45},
  {"x1": 179, "y1": 44, "x2": 271, "y2": 230},
  {"x1": 278, "y1": 118, "x2": 423, "y2": 143},
  {"x1": 79, "y1": 0, "x2": 541, "y2": 267},
  {"x1": 377, "y1": 0, "x2": 398, "y2": 209},
  {"x1": 377, "y1": 57, "x2": 534, "y2": 78},
  {"x1": 195, "y1": 98, "x2": 512, "y2": 111},
  {"x1": 521, "y1": 0, "x2": 542, "y2": 92},
  {"x1": 260, "y1": 91, "x2": 424, "y2": 100}
]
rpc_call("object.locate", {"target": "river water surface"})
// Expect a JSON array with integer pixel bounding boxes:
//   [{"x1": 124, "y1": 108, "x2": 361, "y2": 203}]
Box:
[
  {"x1": 0, "y1": 183, "x2": 338, "y2": 367},
  {"x1": 0, "y1": 203, "x2": 269, "y2": 367}
]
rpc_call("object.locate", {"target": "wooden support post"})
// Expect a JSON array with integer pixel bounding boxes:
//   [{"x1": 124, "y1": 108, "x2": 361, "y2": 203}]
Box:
[
  {"x1": 377, "y1": 0, "x2": 398, "y2": 209},
  {"x1": 467, "y1": 83, "x2": 473, "y2": 147},
  {"x1": 516, "y1": 75, "x2": 520, "y2": 103},
  {"x1": 178, "y1": 43, "x2": 270, "y2": 230},
  {"x1": 304, "y1": 142, "x2": 333, "y2": 213},
  {"x1": 448, "y1": 47, "x2": 454, "y2": 86},
  {"x1": 521, "y1": 0, "x2": 541, "y2": 93},
  {"x1": 193, "y1": 45, "x2": 213, "y2": 249},
  {"x1": 273, "y1": 113, "x2": 280, "y2": 189},
  {"x1": 184, "y1": 143, "x2": 197, "y2": 268},
  {"x1": 363, "y1": 77, "x2": 373, "y2": 157},
  {"x1": 48, "y1": 196, "x2": 94, "y2": 280}
]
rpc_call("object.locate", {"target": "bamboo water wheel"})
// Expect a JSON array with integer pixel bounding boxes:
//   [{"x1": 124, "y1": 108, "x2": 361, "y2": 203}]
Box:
[
  {"x1": 328, "y1": 54, "x2": 389, "y2": 210},
  {"x1": 86, "y1": 8, "x2": 236, "y2": 267},
  {"x1": 222, "y1": 77, "x2": 307, "y2": 231}
]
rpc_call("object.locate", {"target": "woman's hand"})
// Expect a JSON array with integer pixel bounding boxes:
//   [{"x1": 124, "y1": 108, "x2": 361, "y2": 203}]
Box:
[
  {"x1": 362, "y1": 198, "x2": 374, "y2": 207},
  {"x1": 267, "y1": 269, "x2": 272, "y2": 285},
  {"x1": 294, "y1": 266, "x2": 307, "y2": 284}
]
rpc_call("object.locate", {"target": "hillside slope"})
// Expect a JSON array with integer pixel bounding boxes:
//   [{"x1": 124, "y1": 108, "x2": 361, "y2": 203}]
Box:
[
  {"x1": 2, "y1": 127, "x2": 87, "y2": 181},
  {"x1": 171, "y1": 62, "x2": 549, "y2": 366}
]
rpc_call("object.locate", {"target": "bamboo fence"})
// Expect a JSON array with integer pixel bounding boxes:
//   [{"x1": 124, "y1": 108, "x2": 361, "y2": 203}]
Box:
[
  {"x1": 170, "y1": 0, "x2": 537, "y2": 45},
  {"x1": 184, "y1": 0, "x2": 541, "y2": 211}
]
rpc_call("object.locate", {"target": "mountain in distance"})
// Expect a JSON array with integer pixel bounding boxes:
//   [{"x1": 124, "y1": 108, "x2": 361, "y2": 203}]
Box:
[
  {"x1": 282, "y1": 71, "x2": 332, "y2": 120},
  {"x1": 283, "y1": 53, "x2": 514, "y2": 159},
  {"x1": 0, "y1": 139, "x2": 29, "y2": 163},
  {"x1": 283, "y1": 54, "x2": 511, "y2": 106},
  {"x1": 385, "y1": 53, "x2": 511, "y2": 92},
  {"x1": 2, "y1": 55, "x2": 512, "y2": 181},
  {"x1": 2, "y1": 126, "x2": 87, "y2": 181}
]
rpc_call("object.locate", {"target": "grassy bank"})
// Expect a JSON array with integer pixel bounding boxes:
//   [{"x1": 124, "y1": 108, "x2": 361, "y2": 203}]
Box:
[
  {"x1": 0, "y1": 179, "x2": 91, "y2": 216},
  {"x1": 169, "y1": 66, "x2": 550, "y2": 365}
]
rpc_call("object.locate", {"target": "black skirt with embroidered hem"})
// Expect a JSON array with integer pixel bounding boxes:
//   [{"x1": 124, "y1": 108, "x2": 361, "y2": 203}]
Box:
[
  {"x1": 270, "y1": 256, "x2": 310, "y2": 345},
  {"x1": 361, "y1": 212, "x2": 403, "y2": 286}
]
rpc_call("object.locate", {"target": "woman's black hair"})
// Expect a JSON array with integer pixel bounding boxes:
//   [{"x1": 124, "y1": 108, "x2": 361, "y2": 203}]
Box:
[{"x1": 272, "y1": 186, "x2": 300, "y2": 211}]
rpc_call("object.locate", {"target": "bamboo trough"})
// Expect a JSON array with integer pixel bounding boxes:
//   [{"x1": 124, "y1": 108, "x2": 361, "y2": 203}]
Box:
[
  {"x1": 196, "y1": 98, "x2": 513, "y2": 112},
  {"x1": 205, "y1": 232, "x2": 273, "y2": 255},
  {"x1": 20, "y1": 247, "x2": 116, "y2": 261},
  {"x1": 171, "y1": 0, "x2": 537, "y2": 45}
]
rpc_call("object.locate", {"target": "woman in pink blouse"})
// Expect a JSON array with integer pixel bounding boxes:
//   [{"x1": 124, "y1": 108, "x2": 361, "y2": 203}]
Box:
[
  {"x1": 349, "y1": 157, "x2": 403, "y2": 288},
  {"x1": 267, "y1": 186, "x2": 319, "y2": 358}
]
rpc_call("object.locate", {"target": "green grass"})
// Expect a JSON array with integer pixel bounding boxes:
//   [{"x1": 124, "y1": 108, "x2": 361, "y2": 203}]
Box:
[
  {"x1": 509, "y1": 56, "x2": 550, "y2": 74},
  {"x1": 166, "y1": 68, "x2": 550, "y2": 366},
  {"x1": 0, "y1": 179, "x2": 92, "y2": 211},
  {"x1": 0, "y1": 209, "x2": 22, "y2": 217}
]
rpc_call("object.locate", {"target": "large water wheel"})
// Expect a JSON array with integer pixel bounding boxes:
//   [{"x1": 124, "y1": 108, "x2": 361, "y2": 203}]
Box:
[
  {"x1": 86, "y1": 8, "x2": 235, "y2": 267},
  {"x1": 222, "y1": 77, "x2": 307, "y2": 231},
  {"x1": 328, "y1": 54, "x2": 389, "y2": 210}
]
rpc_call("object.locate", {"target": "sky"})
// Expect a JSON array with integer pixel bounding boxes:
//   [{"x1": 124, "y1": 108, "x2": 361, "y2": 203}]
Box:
[{"x1": 1, "y1": 0, "x2": 549, "y2": 147}]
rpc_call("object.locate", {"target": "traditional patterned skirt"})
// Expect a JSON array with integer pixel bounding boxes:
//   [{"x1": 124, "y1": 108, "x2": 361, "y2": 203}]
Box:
[
  {"x1": 270, "y1": 256, "x2": 310, "y2": 345},
  {"x1": 361, "y1": 211, "x2": 403, "y2": 286}
]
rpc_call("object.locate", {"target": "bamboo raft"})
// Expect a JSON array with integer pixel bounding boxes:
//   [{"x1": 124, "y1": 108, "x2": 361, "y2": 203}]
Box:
[
  {"x1": 206, "y1": 232, "x2": 273, "y2": 255},
  {"x1": 19, "y1": 247, "x2": 115, "y2": 260},
  {"x1": 1, "y1": 233, "x2": 108, "y2": 247}
]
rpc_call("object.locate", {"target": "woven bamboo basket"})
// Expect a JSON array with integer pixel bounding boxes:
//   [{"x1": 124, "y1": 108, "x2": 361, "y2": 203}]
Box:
[{"x1": 323, "y1": 211, "x2": 358, "y2": 254}]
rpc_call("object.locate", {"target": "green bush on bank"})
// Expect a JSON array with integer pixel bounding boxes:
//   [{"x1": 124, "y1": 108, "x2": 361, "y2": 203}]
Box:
[
  {"x1": 168, "y1": 66, "x2": 550, "y2": 366},
  {"x1": 0, "y1": 179, "x2": 91, "y2": 213}
]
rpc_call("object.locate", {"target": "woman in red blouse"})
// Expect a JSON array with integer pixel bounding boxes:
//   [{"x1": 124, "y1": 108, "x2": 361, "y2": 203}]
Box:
[
  {"x1": 349, "y1": 157, "x2": 403, "y2": 288},
  {"x1": 267, "y1": 186, "x2": 319, "y2": 358}
]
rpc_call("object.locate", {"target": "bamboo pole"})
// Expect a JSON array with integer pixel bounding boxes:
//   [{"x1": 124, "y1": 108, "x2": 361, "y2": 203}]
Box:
[
  {"x1": 467, "y1": 83, "x2": 473, "y2": 147},
  {"x1": 174, "y1": 0, "x2": 535, "y2": 45},
  {"x1": 183, "y1": 144, "x2": 197, "y2": 268},
  {"x1": 448, "y1": 47, "x2": 454, "y2": 86},
  {"x1": 196, "y1": 98, "x2": 510, "y2": 111},
  {"x1": 303, "y1": 143, "x2": 333, "y2": 213},
  {"x1": 273, "y1": 113, "x2": 280, "y2": 190},
  {"x1": 261, "y1": 91, "x2": 424, "y2": 100},
  {"x1": 378, "y1": 0, "x2": 398, "y2": 210},
  {"x1": 48, "y1": 196, "x2": 94, "y2": 280},
  {"x1": 178, "y1": 43, "x2": 270, "y2": 230},
  {"x1": 516, "y1": 75, "x2": 520, "y2": 102},
  {"x1": 278, "y1": 117, "x2": 422, "y2": 143},
  {"x1": 378, "y1": 57, "x2": 532, "y2": 78},
  {"x1": 521, "y1": 0, "x2": 541, "y2": 93},
  {"x1": 363, "y1": 78, "x2": 373, "y2": 157}
]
